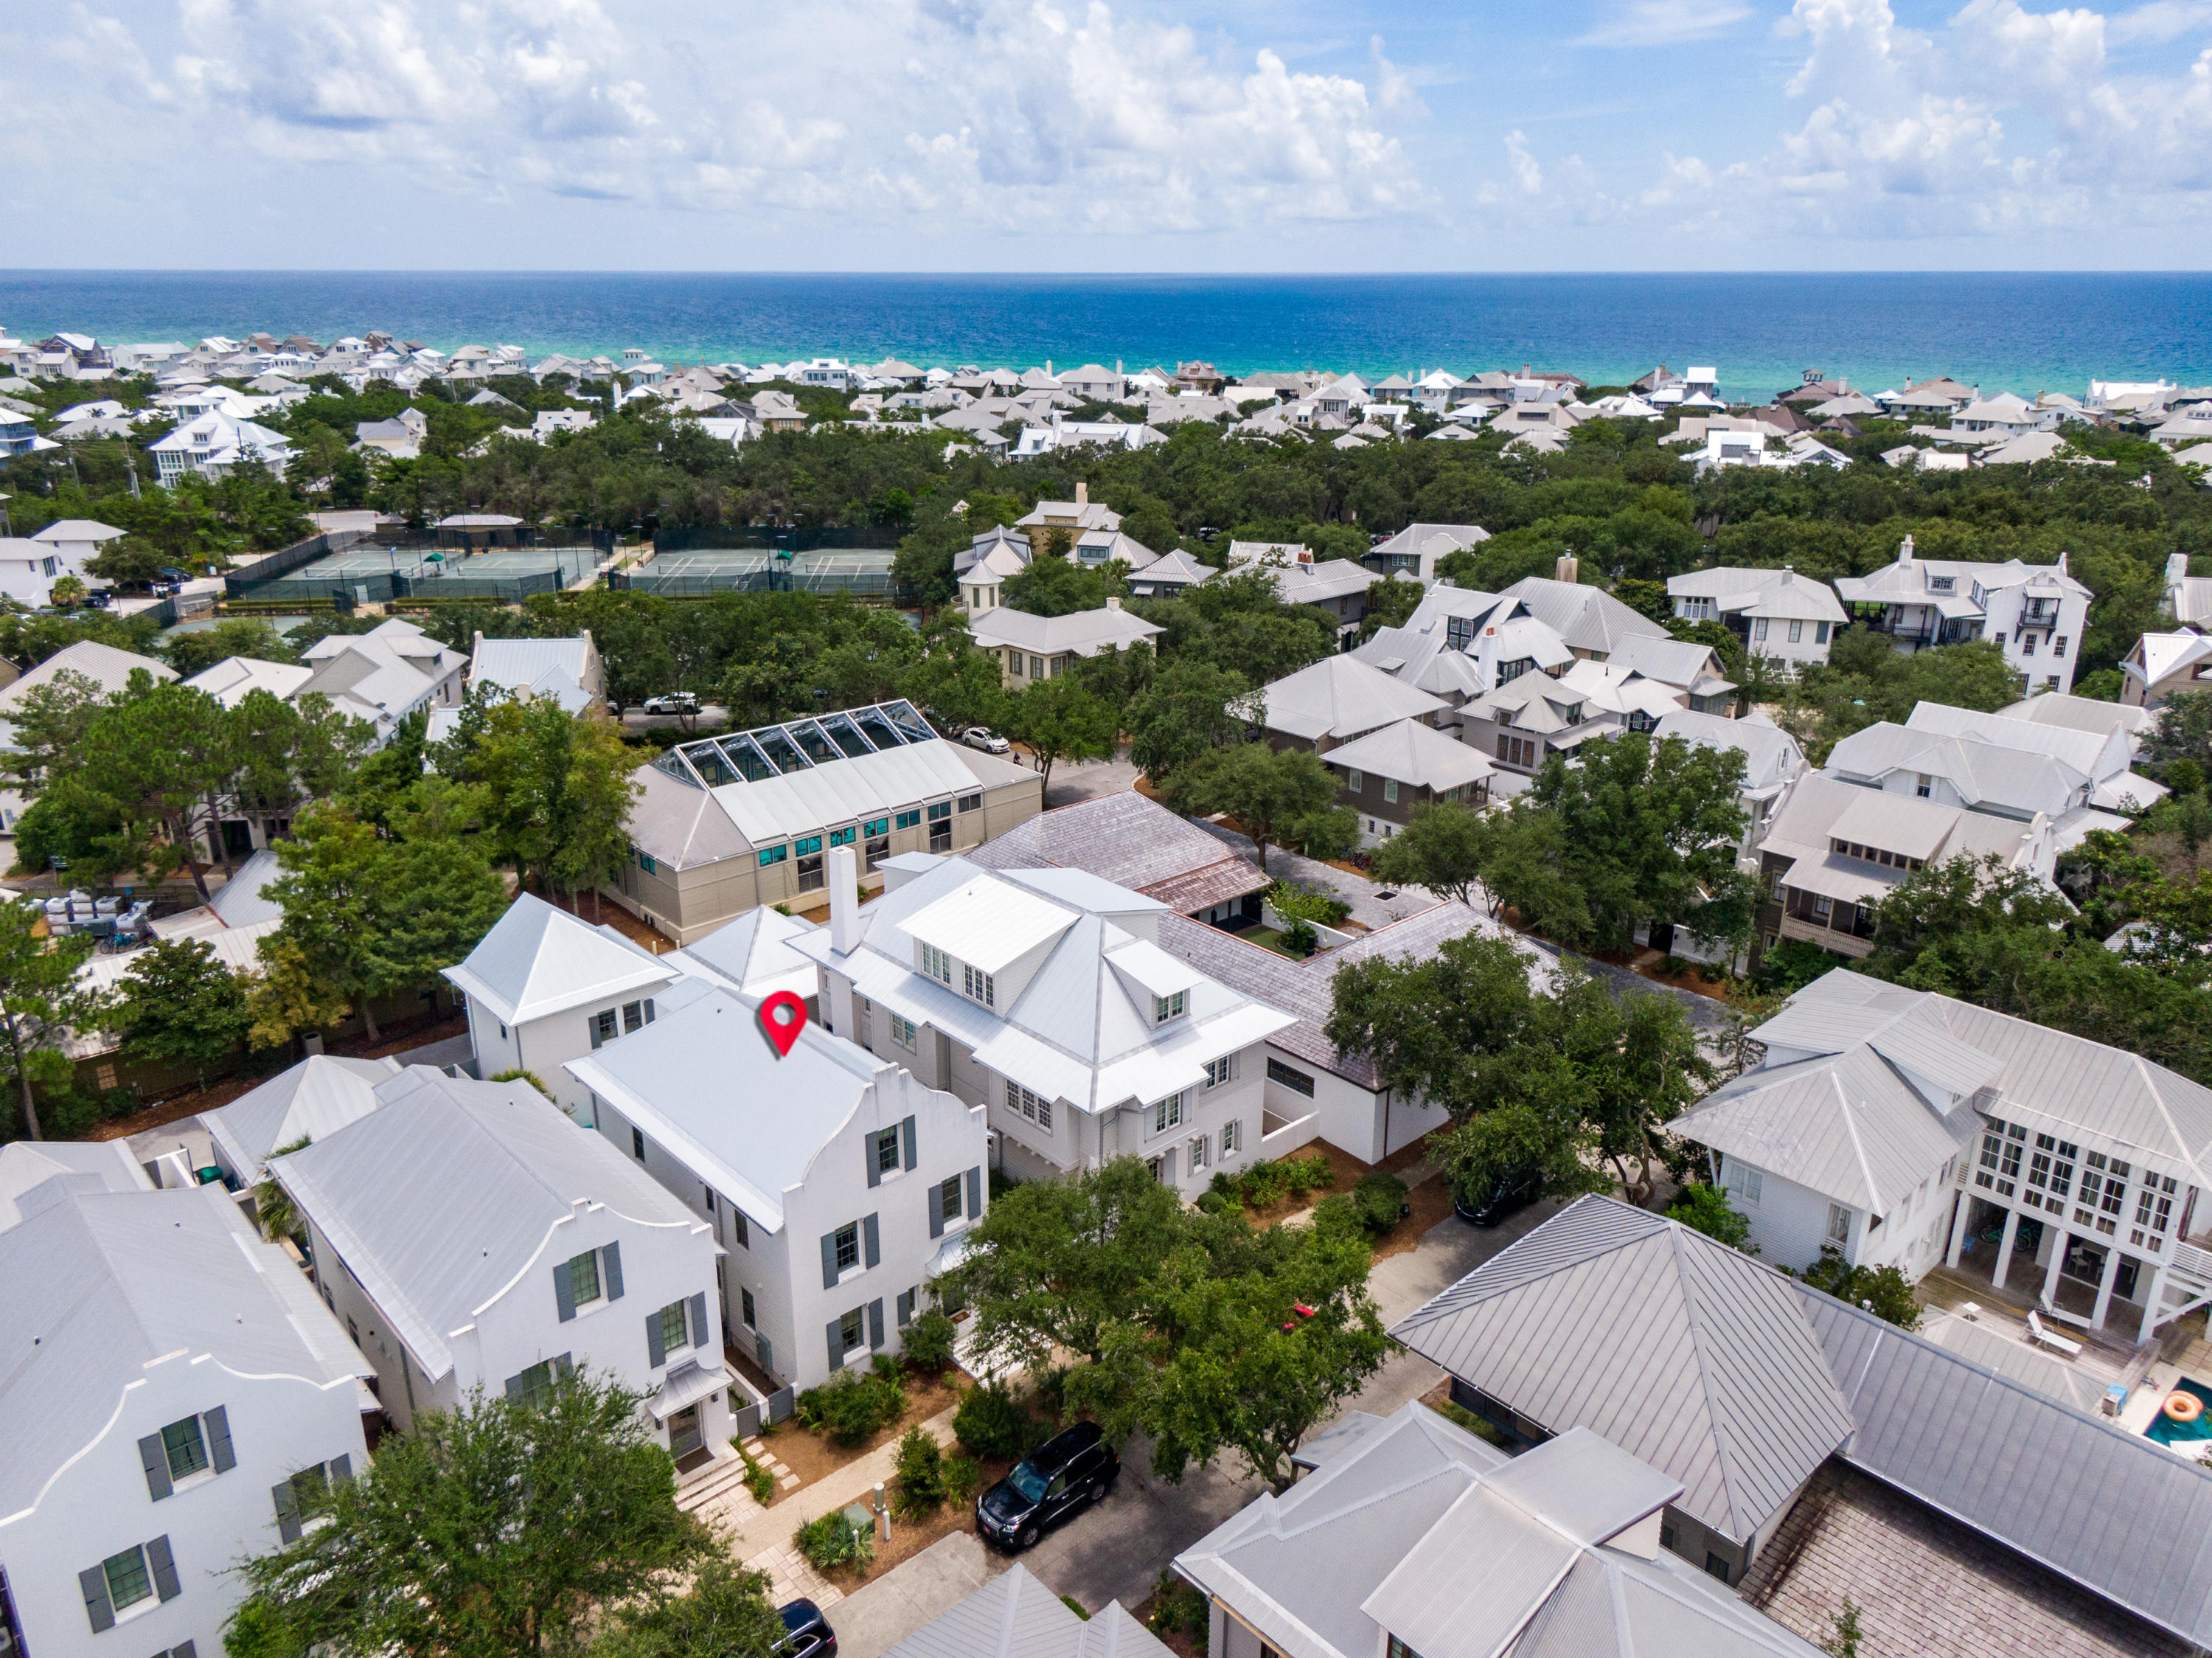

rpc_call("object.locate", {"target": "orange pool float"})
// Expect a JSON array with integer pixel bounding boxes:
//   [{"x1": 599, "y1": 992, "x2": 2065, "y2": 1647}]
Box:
[{"x1": 2164, "y1": 1391, "x2": 2203, "y2": 1424}]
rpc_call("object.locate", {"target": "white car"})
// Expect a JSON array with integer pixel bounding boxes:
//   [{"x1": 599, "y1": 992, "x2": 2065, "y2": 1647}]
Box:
[
  {"x1": 962, "y1": 726, "x2": 1011, "y2": 755},
  {"x1": 641, "y1": 693, "x2": 699, "y2": 715}
]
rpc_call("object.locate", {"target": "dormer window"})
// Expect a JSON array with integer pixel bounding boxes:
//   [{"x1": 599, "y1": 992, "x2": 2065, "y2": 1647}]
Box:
[
  {"x1": 1928, "y1": 576, "x2": 1955, "y2": 593},
  {"x1": 920, "y1": 944, "x2": 953, "y2": 985},
  {"x1": 963, "y1": 964, "x2": 995, "y2": 1007},
  {"x1": 1155, "y1": 991, "x2": 1187, "y2": 1024}
]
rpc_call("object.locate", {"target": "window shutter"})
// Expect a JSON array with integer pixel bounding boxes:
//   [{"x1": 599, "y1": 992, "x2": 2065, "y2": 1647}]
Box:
[
  {"x1": 646, "y1": 1308, "x2": 667, "y2": 1368},
  {"x1": 863, "y1": 1212, "x2": 880, "y2": 1269},
  {"x1": 554, "y1": 1260, "x2": 577, "y2": 1322},
  {"x1": 329, "y1": 1454, "x2": 352, "y2": 1485},
  {"x1": 504, "y1": 1372, "x2": 526, "y2": 1400},
  {"x1": 80, "y1": 1565, "x2": 116, "y2": 1633},
  {"x1": 139, "y1": 1432, "x2": 174, "y2": 1501},
  {"x1": 866, "y1": 1133, "x2": 881, "y2": 1189},
  {"x1": 590, "y1": 1014, "x2": 604, "y2": 1050},
  {"x1": 897, "y1": 1288, "x2": 914, "y2": 1327},
  {"x1": 966, "y1": 1165, "x2": 982, "y2": 1221},
  {"x1": 602, "y1": 1241, "x2": 624, "y2": 1302},
  {"x1": 821, "y1": 1232, "x2": 840, "y2": 1291},
  {"x1": 204, "y1": 1405, "x2": 235, "y2": 1473},
  {"x1": 644, "y1": 999, "x2": 655, "y2": 1024},
  {"x1": 147, "y1": 1535, "x2": 181, "y2": 1601},
  {"x1": 868, "y1": 1299, "x2": 885, "y2": 1348},
  {"x1": 273, "y1": 1481, "x2": 302, "y2": 1544},
  {"x1": 928, "y1": 1180, "x2": 945, "y2": 1239},
  {"x1": 689, "y1": 1291, "x2": 709, "y2": 1352},
  {"x1": 902, "y1": 1114, "x2": 918, "y2": 1171},
  {"x1": 827, "y1": 1319, "x2": 845, "y2": 1372}
]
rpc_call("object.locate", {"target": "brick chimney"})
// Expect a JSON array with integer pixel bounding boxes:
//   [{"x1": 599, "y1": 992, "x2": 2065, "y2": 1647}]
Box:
[{"x1": 1555, "y1": 555, "x2": 1579, "y2": 583}]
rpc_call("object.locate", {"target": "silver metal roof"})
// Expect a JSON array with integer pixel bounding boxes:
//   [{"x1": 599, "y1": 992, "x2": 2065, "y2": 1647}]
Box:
[
  {"x1": 880, "y1": 1564, "x2": 1172, "y2": 1658},
  {"x1": 1390, "y1": 1196, "x2": 1857, "y2": 1544},
  {"x1": 441, "y1": 892, "x2": 672, "y2": 1026},
  {"x1": 204, "y1": 1053, "x2": 403, "y2": 1183}
]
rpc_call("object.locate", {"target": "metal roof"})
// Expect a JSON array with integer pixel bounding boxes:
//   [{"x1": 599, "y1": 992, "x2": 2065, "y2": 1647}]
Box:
[
  {"x1": 1498, "y1": 576, "x2": 1671, "y2": 659},
  {"x1": 204, "y1": 1053, "x2": 403, "y2": 1184},
  {"x1": 1652, "y1": 710, "x2": 1804, "y2": 789},
  {"x1": 1905, "y1": 701, "x2": 2132, "y2": 784},
  {"x1": 967, "y1": 606, "x2": 1165, "y2": 656},
  {"x1": 0, "y1": 1140, "x2": 150, "y2": 1230},
  {"x1": 1321, "y1": 717, "x2": 1495, "y2": 792},
  {"x1": 441, "y1": 892, "x2": 672, "y2": 1026},
  {"x1": 1260, "y1": 654, "x2": 1447, "y2": 742},
  {"x1": 881, "y1": 1564, "x2": 1173, "y2": 1658},
  {"x1": 904, "y1": 873, "x2": 1080, "y2": 972},
  {"x1": 1390, "y1": 1196, "x2": 1857, "y2": 1544},
  {"x1": 209, "y1": 845, "x2": 287, "y2": 928},
  {"x1": 470, "y1": 636, "x2": 591, "y2": 694},
  {"x1": 672, "y1": 905, "x2": 821, "y2": 999}
]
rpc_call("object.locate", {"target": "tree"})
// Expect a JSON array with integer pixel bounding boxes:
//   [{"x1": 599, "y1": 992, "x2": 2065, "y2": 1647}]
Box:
[
  {"x1": 1665, "y1": 1183, "x2": 1756, "y2": 1254},
  {"x1": 1356, "y1": 575, "x2": 1422, "y2": 641},
  {"x1": 245, "y1": 937, "x2": 354, "y2": 1053},
  {"x1": 262, "y1": 802, "x2": 389, "y2": 1039},
  {"x1": 0, "y1": 667, "x2": 109, "y2": 795},
  {"x1": 1175, "y1": 743, "x2": 1343, "y2": 872},
  {"x1": 1002, "y1": 555, "x2": 1125, "y2": 617},
  {"x1": 996, "y1": 673, "x2": 1120, "y2": 791},
  {"x1": 110, "y1": 937, "x2": 252, "y2": 1088},
  {"x1": 226, "y1": 1370, "x2": 710, "y2": 1658},
  {"x1": 1797, "y1": 1248, "x2": 1921, "y2": 1330},
  {"x1": 2145, "y1": 690, "x2": 2212, "y2": 780},
  {"x1": 161, "y1": 618, "x2": 299, "y2": 679},
  {"x1": 48, "y1": 575, "x2": 87, "y2": 610},
  {"x1": 467, "y1": 700, "x2": 642, "y2": 905},
  {"x1": 1368, "y1": 799, "x2": 1495, "y2": 907},
  {"x1": 1127, "y1": 658, "x2": 1251, "y2": 783},
  {"x1": 1782, "y1": 630, "x2": 2020, "y2": 763},
  {"x1": 57, "y1": 677, "x2": 234, "y2": 898},
  {"x1": 232, "y1": 690, "x2": 375, "y2": 845},
  {"x1": 589, "y1": 1555, "x2": 787, "y2": 1658},
  {"x1": 0, "y1": 901, "x2": 105, "y2": 1140}
]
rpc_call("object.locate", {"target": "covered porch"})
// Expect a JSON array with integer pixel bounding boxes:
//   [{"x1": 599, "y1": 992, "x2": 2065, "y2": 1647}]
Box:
[{"x1": 1943, "y1": 1193, "x2": 2152, "y2": 1345}]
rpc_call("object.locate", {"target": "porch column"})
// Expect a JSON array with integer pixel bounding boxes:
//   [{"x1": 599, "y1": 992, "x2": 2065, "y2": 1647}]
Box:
[
  {"x1": 2090, "y1": 1245, "x2": 2126, "y2": 1331},
  {"x1": 1945, "y1": 1191, "x2": 1972, "y2": 1269},
  {"x1": 2041, "y1": 1229, "x2": 2068, "y2": 1308},
  {"x1": 1992, "y1": 1208, "x2": 2021, "y2": 1291},
  {"x1": 2144, "y1": 1261, "x2": 2171, "y2": 1336}
]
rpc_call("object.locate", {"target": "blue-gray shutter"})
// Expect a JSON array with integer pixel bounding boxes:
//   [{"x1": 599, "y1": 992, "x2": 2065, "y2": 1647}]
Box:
[
  {"x1": 139, "y1": 1432, "x2": 173, "y2": 1501},
  {"x1": 902, "y1": 1114, "x2": 917, "y2": 1171},
  {"x1": 330, "y1": 1454, "x2": 352, "y2": 1485},
  {"x1": 273, "y1": 1480, "x2": 302, "y2": 1543},
  {"x1": 80, "y1": 1565, "x2": 115, "y2": 1632},
  {"x1": 928, "y1": 1180, "x2": 945, "y2": 1238},
  {"x1": 866, "y1": 1131, "x2": 880, "y2": 1189},
  {"x1": 827, "y1": 1319, "x2": 845, "y2": 1371},
  {"x1": 966, "y1": 1165, "x2": 982, "y2": 1221},
  {"x1": 204, "y1": 1405, "x2": 235, "y2": 1473},
  {"x1": 821, "y1": 1231, "x2": 839, "y2": 1291},
  {"x1": 647, "y1": 1308, "x2": 667, "y2": 1368},
  {"x1": 868, "y1": 1298, "x2": 885, "y2": 1349},
  {"x1": 147, "y1": 1534, "x2": 180, "y2": 1601},
  {"x1": 554, "y1": 1258, "x2": 577, "y2": 1322},
  {"x1": 688, "y1": 1291, "x2": 709, "y2": 1353},
  {"x1": 590, "y1": 1013, "x2": 605, "y2": 1049},
  {"x1": 897, "y1": 1288, "x2": 914, "y2": 1327},
  {"x1": 602, "y1": 1241, "x2": 624, "y2": 1302},
  {"x1": 644, "y1": 999, "x2": 655, "y2": 1023},
  {"x1": 863, "y1": 1212, "x2": 880, "y2": 1269}
]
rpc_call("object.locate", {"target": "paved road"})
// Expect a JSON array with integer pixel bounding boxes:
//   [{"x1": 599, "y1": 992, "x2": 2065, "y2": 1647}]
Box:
[{"x1": 1042, "y1": 751, "x2": 1143, "y2": 807}]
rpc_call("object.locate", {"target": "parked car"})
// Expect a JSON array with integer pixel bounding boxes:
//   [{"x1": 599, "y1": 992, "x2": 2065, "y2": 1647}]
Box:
[
  {"x1": 975, "y1": 1422, "x2": 1119, "y2": 1551},
  {"x1": 776, "y1": 1599, "x2": 836, "y2": 1658},
  {"x1": 962, "y1": 725, "x2": 1011, "y2": 755},
  {"x1": 1454, "y1": 1168, "x2": 1544, "y2": 1227},
  {"x1": 641, "y1": 692, "x2": 700, "y2": 715}
]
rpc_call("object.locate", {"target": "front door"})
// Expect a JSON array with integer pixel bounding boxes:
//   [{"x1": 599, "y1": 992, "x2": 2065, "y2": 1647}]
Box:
[{"x1": 669, "y1": 1404, "x2": 703, "y2": 1460}]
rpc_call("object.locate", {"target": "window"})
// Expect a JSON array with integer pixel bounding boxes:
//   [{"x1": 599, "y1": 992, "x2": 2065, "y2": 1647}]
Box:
[
  {"x1": 1346, "y1": 768, "x2": 1365, "y2": 794},
  {"x1": 963, "y1": 963, "x2": 995, "y2": 1006},
  {"x1": 657, "y1": 1300, "x2": 691, "y2": 1358},
  {"x1": 1816, "y1": 621, "x2": 1832, "y2": 644},
  {"x1": 1005, "y1": 1079, "x2": 1054, "y2": 1131},
  {"x1": 1204, "y1": 1054, "x2": 1236, "y2": 1089},
  {"x1": 2021, "y1": 634, "x2": 2037, "y2": 656},
  {"x1": 512, "y1": 1359, "x2": 559, "y2": 1406},
  {"x1": 896, "y1": 809, "x2": 922, "y2": 830},
  {"x1": 1267, "y1": 1058, "x2": 1316, "y2": 1097},
  {"x1": 931, "y1": 816, "x2": 953, "y2": 851},
  {"x1": 622, "y1": 999, "x2": 651, "y2": 1033},
  {"x1": 1189, "y1": 1133, "x2": 1211, "y2": 1170},
  {"x1": 1929, "y1": 576, "x2": 1955, "y2": 593},
  {"x1": 921, "y1": 943, "x2": 953, "y2": 984},
  {"x1": 741, "y1": 1287, "x2": 757, "y2": 1328},
  {"x1": 567, "y1": 1248, "x2": 606, "y2": 1308},
  {"x1": 796, "y1": 838, "x2": 825, "y2": 892},
  {"x1": 1788, "y1": 619, "x2": 1804, "y2": 644},
  {"x1": 1975, "y1": 1121, "x2": 2026, "y2": 1197},
  {"x1": 939, "y1": 1173, "x2": 964, "y2": 1224},
  {"x1": 927, "y1": 802, "x2": 951, "y2": 821},
  {"x1": 1382, "y1": 779, "x2": 1399, "y2": 803},
  {"x1": 102, "y1": 1544, "x2": 156, "y2": 1614},
  {"x1": 1220, "y1": 1118, "x2": 1242, "y2": 1154},
  {"x1": 159, "y1": 1416, "x2": 209, "y2": 1482},
  {"x1": 638, "y1": 850, "x2": 658, "y2": 874},
  {"x1": 838, "y1": 1306, "x2": 866, "y2": 1355},
  {"x1": 758, "y1": 844, "x2": 787, "y2": 868},
  {"x1": 1724, "y1": 1159, "x2": 1761, "y2": 1205},
  {"x1": 1498, "y1": 657, "x2": 1531, "y2": 684},
  {"x1": 1155, "y1": 990, "x2": 1187, "y2": 1023},
  {"x1": 1812, "y1": 893, "x2": 1832, "y2": 920},
  {"x1": 632, "y1": 1126, "x2": 646, "y2": 1159},
  {"x1": 731, "y1": 1207, "x2": 749, "y2": 1248},
  {"x1": 1753, "y1": 617, "x2": 1769, "y2": 642},
  {"x1": 1705, "y1": 1554, "x2": 1732, "y2": 1584},
  {"x1": 829, "y1": 825, "x2": 857, "y2": 848},
  {"x1": 890, "y1": 1013, "x2": 918, "y2": 1050},
  {"x1": 1826, "y1": 1204, "x2": 1851, "y2": 1246},
  {"x1": 833, "y1": 1221, "x2": 860, "y2": 1274},
  {"x1": 865, "y1": 832, "x2": 891, "y2": 870},
  {"x1": 2053, "y1": 635, "x2": 2068, "y2": 658},
  {"x1": 958, "y1": 793, "x2": 981, "y2": 812},
  {"x1": 874, "y1": 1127, "x2": 902, "y2": 1176},
  {"x1": 1152, "y1": 1092, "x2": 1186, "y2": 1134},
  {"x1": 590, "y1": 1007, "x2": 619, "y2": 1048}
]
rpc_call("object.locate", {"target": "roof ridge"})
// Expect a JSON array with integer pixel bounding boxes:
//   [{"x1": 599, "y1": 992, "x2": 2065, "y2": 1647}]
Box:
[
  {"x1": 1664, "y1": 1223, "x2": 1757, "y2": 1541},
  {"x1": 1830, "y1": 1062, "x2": 1886, "y2": 1212}
]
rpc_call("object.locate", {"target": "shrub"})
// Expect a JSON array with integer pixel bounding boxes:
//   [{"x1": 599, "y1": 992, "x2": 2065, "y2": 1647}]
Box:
[
  {"x1": 1795, "y1": 1247, "x2": 1921, "y2": 1330},
  {"x1": 732, "y1": 1438, "x2": 776, "y2": 1505},
  {"x1": 942, "y1": 1453, "x2": 983, "y2": 1505},
  {"x1": 1281, "y1": 919, "x2": 1318, "y2": 957},
  {"x1": 1062, "y1": 1595, "x2": 1092, "y2": 1620},
  {"x1": 1352, "y1": 1170, "x2": 1408, "y2": 1234},
  {"x1": 793, "y1": 1511, "x2": 874, "y2": 1574},
  {"x1": 1425, "y1": 1396, "x2": 1507, "y2": 1446},
  {"x1": 901, "y1": 1308, "x2": 958, "y2": 1373},
  {"x1": 1666, "y1": 1183, "x2": 1756, "y2": 1255},
  {"x1": 891, "y1": 1426, "x2": 947, "y2": 1519},
  {"x1": 1309, "y1": 1193, "x2": 1363, "y2": 1239},
  {"x1": 953, "y1": 1384, "x2": 1043, "y2": 1460},
  {"x1": 796, "y1": 1360, "x2": 906, "y2": 1447},
  {"x1": 1267, "y1": 879, "x2": 1351, "y2": 927},
  {"x1": 1283, "y1": 1150, "x2": 1335, "y2": 1199},
  {"x1": 1147, "y1": 1570, "x2": 1211, "y2": 1651},
  {"x1": 1239, "y1": 1158, "x2": 1290, "y2": 1207}
]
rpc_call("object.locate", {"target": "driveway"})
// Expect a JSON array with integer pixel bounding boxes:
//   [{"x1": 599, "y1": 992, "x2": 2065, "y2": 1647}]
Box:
[{"x1": 1041, "y1": 750, "x2": 1144, "y2": 807}]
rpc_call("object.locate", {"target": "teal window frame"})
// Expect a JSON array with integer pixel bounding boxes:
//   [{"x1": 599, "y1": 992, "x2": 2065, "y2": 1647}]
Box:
[{"x1": 759, "y1": 845, "x2": 787, "y2": 867}]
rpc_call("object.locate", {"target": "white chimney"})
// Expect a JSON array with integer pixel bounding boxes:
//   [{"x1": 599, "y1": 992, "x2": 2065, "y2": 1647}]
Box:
[
  {"x1": 1075, "y1": 481, "x2": 1088, "y2": 505},
  {"x1": 828, "y1": 844, "x2": 862, "y2": 953},
  {"x1": 1106, "y1": 595, "x2": 1121, "y2": 611}
]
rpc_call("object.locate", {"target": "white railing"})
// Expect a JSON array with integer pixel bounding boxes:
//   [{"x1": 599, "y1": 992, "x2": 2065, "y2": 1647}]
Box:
[{"x1": 1260, "y1": 1110, "x2": 1321, "y2": 1155}]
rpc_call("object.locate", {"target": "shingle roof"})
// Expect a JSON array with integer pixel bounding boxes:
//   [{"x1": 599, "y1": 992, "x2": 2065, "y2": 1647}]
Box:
[
  {"x1": 1391, "y1": 1196, "x2": 1858, "y2": 1544},
  {"x1": 969, "y1": 795, "x2": 1270, "y2": 914},
  {"x1": 441, "y1": 892, "x2": 672, "y2": 1026}
]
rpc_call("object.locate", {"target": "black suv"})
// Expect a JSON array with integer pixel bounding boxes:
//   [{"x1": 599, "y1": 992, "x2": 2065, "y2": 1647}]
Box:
[
  {"x1": 775, "y1": 1599, "x2": 835, "y2": 1658},
  {"x1": 1455, "y1": 1168, "x2": 1543, "y2": 1227},
  {"x1": 975, "y1": 1423, "x2": 1119, "y2": 1550}
]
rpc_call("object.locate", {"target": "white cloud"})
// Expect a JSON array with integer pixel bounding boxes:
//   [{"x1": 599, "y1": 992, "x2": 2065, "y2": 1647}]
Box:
[{"x1": 1577, "y1": 0, "x2": 1754, "y2": 48}]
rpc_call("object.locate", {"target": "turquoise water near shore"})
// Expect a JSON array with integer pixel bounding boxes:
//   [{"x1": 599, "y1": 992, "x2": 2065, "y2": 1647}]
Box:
[{"x1": 4, "y1": 271, "x2": 2209, "y2": 401}]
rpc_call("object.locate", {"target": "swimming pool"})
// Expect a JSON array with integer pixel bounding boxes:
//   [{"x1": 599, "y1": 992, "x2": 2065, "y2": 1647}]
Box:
[{"x1": 2145, "y1": 1379, "x2": 2212, "y2": 1446}]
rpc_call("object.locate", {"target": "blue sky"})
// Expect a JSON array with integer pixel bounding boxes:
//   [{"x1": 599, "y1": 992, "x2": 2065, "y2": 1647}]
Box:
[{"x1": 4, "y1": 0, "x2": 2208, "y2": 269}]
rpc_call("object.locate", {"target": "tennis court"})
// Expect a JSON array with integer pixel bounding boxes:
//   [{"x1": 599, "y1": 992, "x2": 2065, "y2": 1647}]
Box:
[
  {"x1": 627, "y1": 547, "x2": 896, "y2": 597},
  {"x1": 239, "y1": 544, "x2": 605, "y2": 606}
]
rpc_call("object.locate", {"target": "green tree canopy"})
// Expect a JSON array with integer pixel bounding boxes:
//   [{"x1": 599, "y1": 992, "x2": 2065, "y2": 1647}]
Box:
[
  {"x1": 110, "y1": 937, "x2": 252, "y2": 1086},
  {"x1": 1168, "y1": 742, "x2": 1346, "y2": 872},
  {"x1": 0, "y1": 901, "x2": 105, "y2": 1140}
]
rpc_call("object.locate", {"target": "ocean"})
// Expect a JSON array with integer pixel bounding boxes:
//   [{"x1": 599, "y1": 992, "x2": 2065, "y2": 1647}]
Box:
[{"x1": 4, "y1": 271, "x2": 2210, "y2": 401}]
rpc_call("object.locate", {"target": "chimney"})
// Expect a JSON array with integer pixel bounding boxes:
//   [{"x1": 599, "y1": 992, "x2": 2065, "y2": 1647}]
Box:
[
  {"x1": 1106, "y1": 595, "x2": 1121, "y2": 611},
  {"x1": 1897, "y1": 534, "x2": 1916, "y2": 567},
  {"x1": 1075, "y1": 481, "x2": 1088, "y2": 505},
  {"x1": 1781, "y1": 565, "x2": 1794, "y2": 583},
  {"x1": 1555, "y1": 555, "x2": 1579, "y2": 584},
  {"x1": 828, "y1": 845, "x2": 862, "y2": 953},
  {"x1": 1046, "y1": 359, "x2": 1054, "y2": 376}
]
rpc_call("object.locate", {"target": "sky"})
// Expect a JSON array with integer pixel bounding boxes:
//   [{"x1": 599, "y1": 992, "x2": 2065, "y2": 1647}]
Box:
[{"x1": 2, "y1": 0, "x2": 2208, "y2": 271}]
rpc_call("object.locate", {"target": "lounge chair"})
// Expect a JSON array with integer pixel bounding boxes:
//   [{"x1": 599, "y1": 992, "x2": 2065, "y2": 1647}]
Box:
[{"x1": 2027, "y1": 1310, "x2": 2083, "y2": 1356}]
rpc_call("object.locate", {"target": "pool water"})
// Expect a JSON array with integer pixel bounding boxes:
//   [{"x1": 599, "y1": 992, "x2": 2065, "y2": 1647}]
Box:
[{"x1": 2145, "y1": 1380, "x2": 2212, "y2": 1445}]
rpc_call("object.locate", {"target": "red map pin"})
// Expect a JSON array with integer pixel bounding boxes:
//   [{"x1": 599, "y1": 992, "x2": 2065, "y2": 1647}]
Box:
[{"x1": 759, "y1": 991, "x2": 808, "y2": 1058}]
